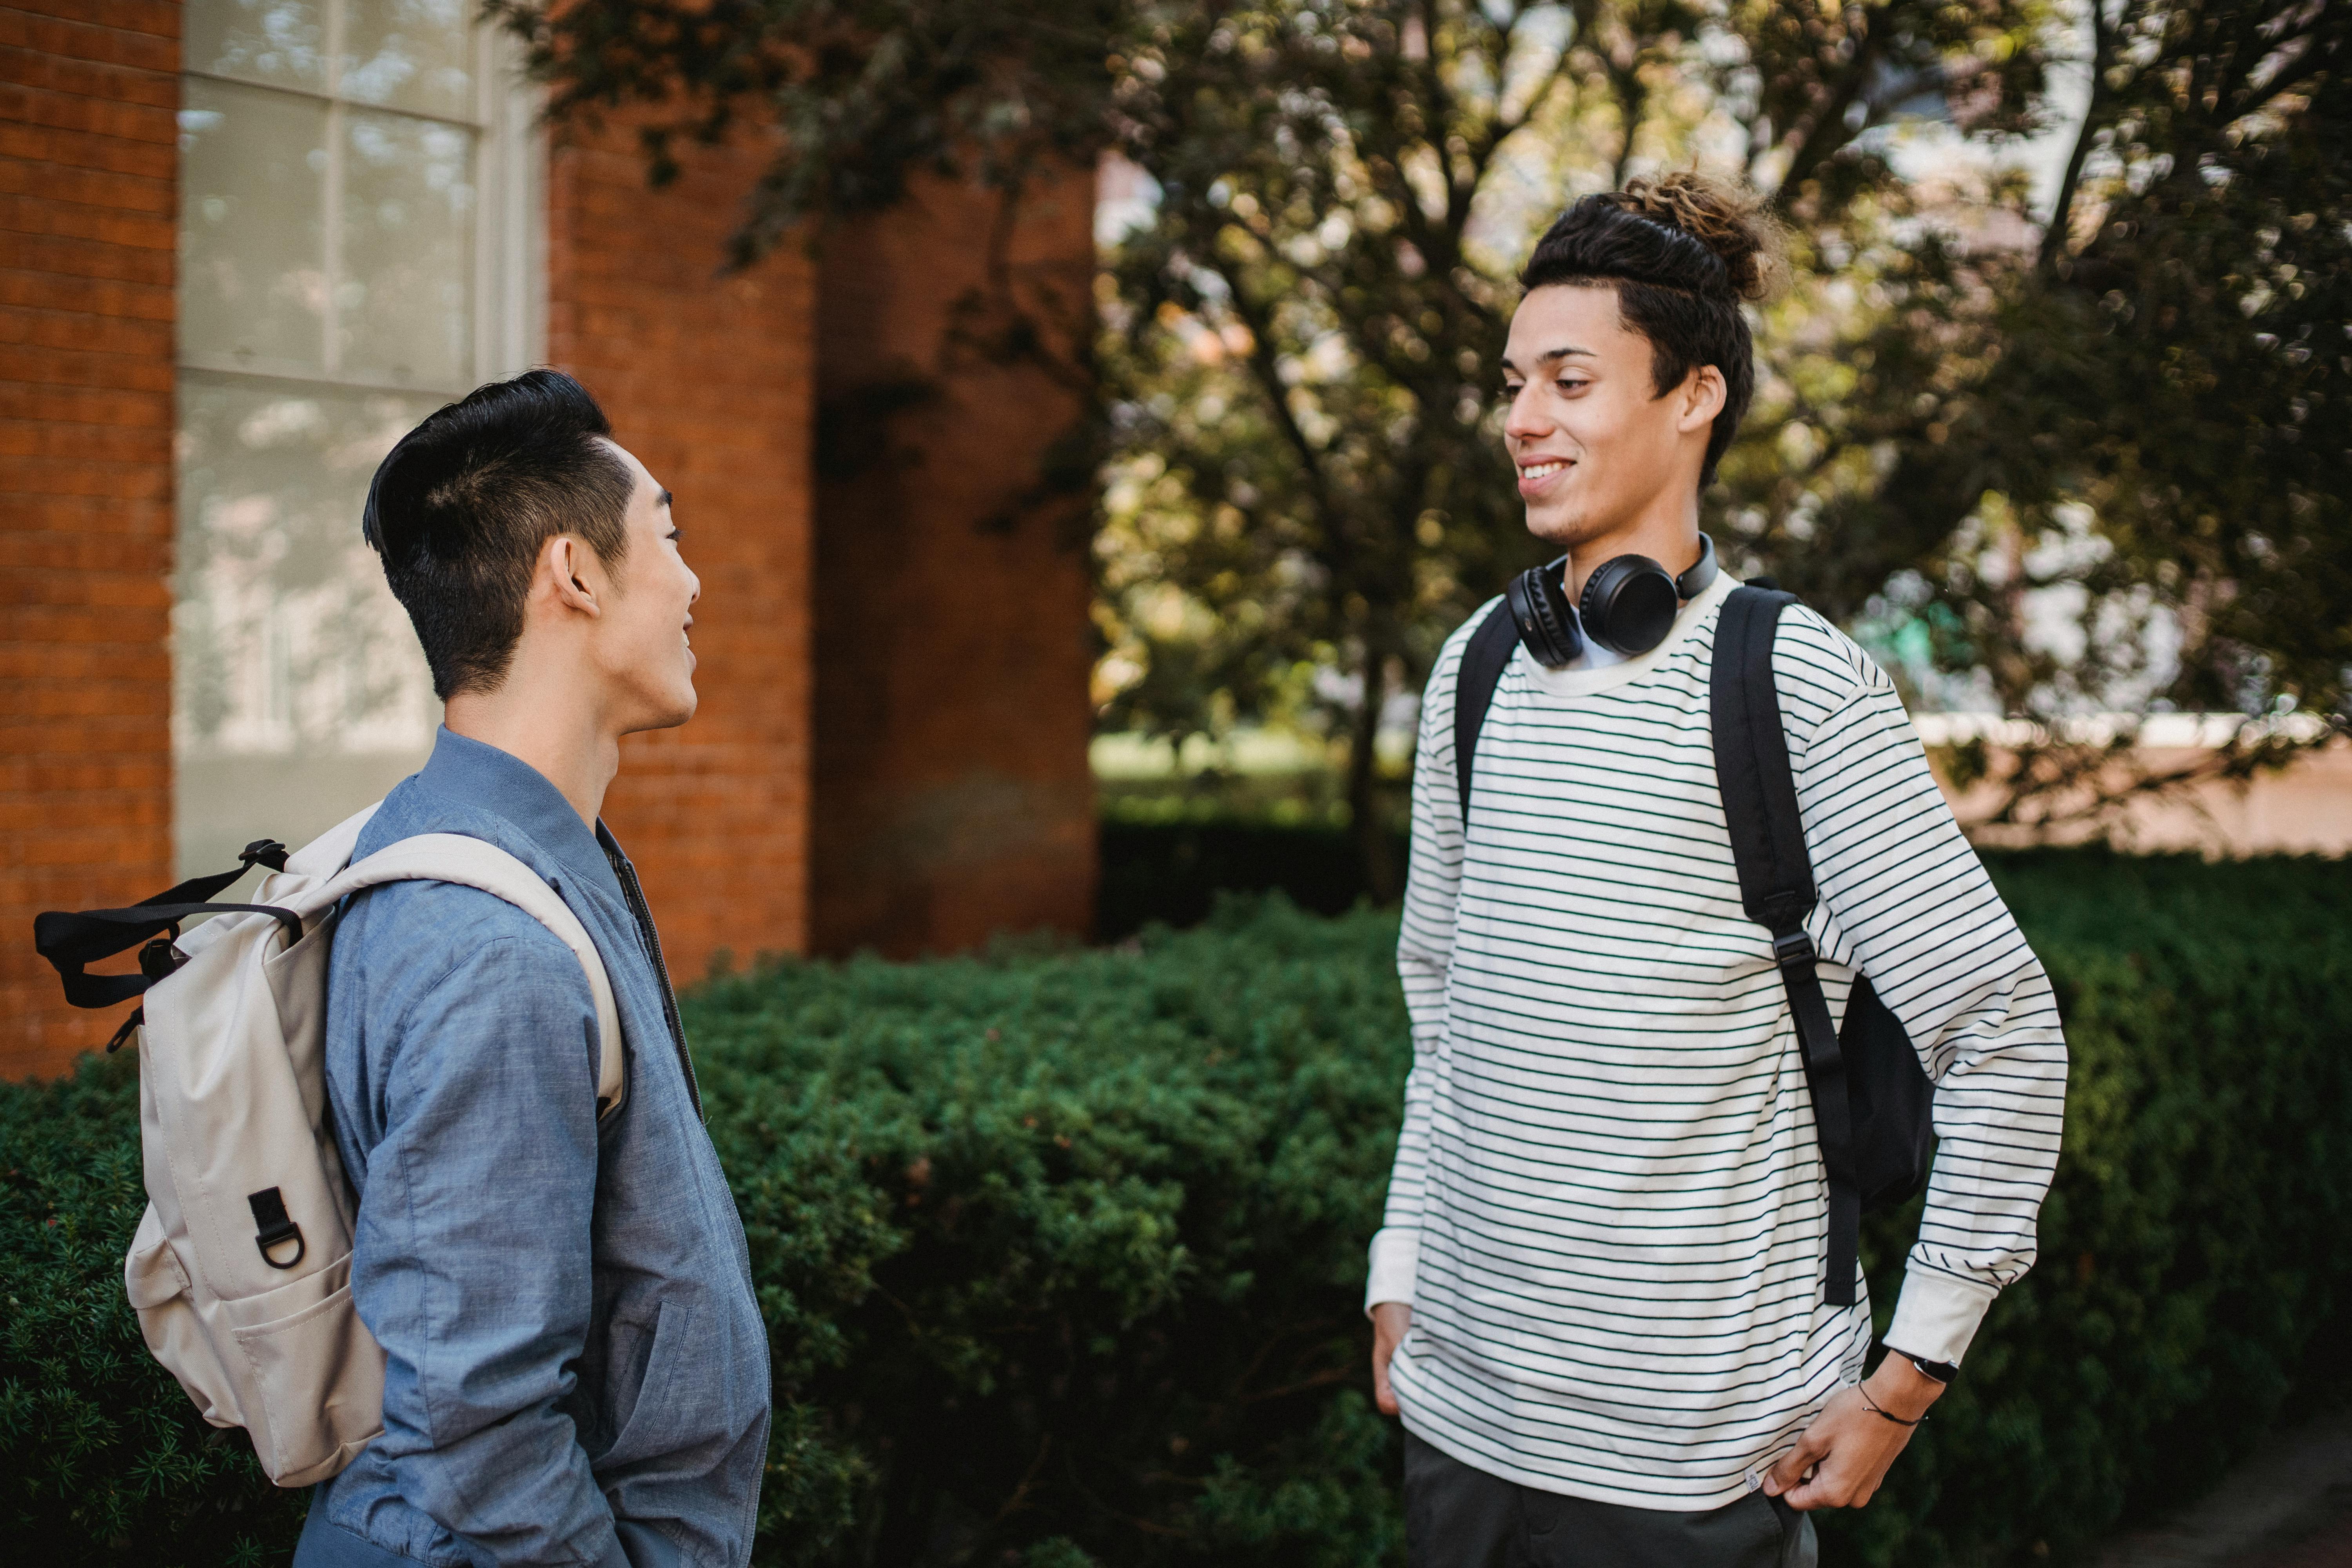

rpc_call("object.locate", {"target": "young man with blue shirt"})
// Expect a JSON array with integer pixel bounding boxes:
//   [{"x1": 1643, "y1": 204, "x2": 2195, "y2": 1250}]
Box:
[{"x1": 297, "y1": 371, "x2": 769, "y2": 1567}]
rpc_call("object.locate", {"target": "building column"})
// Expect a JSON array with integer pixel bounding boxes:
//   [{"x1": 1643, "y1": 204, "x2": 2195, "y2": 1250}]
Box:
[
  {"x1": 544, "y1": 122, "x2": 818, "y2": 980},
  {"x1": 808, "y1": 165, "x2": 1100, "y2": 957}
]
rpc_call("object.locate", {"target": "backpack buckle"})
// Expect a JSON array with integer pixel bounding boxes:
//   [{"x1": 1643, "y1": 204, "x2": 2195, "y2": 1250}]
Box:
[
  {"x1": 138, "y1": 935, "x2": 185, "y2": 984},
  {"x1": 238, "y1": 839, "x2": 289, "y2": 872},
  {"x1": 1771, "y1": 930, "x2": 1817, "y2": 970}
]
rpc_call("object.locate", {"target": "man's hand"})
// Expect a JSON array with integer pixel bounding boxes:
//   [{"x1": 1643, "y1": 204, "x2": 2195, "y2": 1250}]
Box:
[
  {"x1": 1370, "y1": 1302, "x2": 1412, "y2": 1416},
  {"x1": 1762, "y1": 1357, "x2": 1944, "y2": 1510}
]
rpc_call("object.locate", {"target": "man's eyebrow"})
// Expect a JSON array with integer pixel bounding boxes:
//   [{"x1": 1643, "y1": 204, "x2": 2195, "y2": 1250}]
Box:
[{"x1": 1500, "y1": 345, "x2": 1597, "y2": 374}]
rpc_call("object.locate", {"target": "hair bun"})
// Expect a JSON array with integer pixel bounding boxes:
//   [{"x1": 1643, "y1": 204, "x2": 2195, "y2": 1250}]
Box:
[{"x1": 1603, "y1": 173, "x2": 1780, "y2": 302}]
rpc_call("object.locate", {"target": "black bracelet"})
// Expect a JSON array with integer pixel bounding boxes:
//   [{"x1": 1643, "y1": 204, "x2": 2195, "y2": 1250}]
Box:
[
  {"x1": 1905, "y1": 1354, "x2": 1958, "y2": 1385},
  {"x1": 1857, "y1": 1384, "x2": 1927, "y2": 1428}
]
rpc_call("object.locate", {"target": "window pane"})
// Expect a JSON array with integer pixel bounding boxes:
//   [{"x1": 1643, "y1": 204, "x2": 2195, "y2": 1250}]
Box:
[
  {"x1": 342, "y1": 0, "x2": 476, "y2": 120},
  {"x1": 338, "y1": 110, "x2": 475, "y2": 388},
  {"x1": 187, "y1": 0, "x2": 327, "y2": 93},
  {"x1": 174, "y1": 373, "x2": 441, "y2": 877},
  {"x1": 179, "y1": 78, "x2": 328, "y2": 376}
]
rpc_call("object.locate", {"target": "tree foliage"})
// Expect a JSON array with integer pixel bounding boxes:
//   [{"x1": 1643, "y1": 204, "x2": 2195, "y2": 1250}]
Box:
[
  {"x1": 1766, "y1": 0, "x2": 2352, "y2": 831},
  {"x1": 490, "y1": 0, "x2": 2350, "y2": 867}
]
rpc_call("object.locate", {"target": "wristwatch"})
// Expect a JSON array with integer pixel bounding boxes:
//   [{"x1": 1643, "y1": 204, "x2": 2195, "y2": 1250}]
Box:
[{"x1": 1899, "y1": 1352, "x2": 1958, "y2": 1385}]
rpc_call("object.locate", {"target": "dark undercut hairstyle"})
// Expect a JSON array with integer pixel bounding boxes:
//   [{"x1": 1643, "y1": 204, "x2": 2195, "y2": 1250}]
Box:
[
  {"x1": 1519, "y1": 173, "x2": 1782, "y2": 486},
  {"x1": 362, "y1": 369, "x2": 636, "y2": 700}
]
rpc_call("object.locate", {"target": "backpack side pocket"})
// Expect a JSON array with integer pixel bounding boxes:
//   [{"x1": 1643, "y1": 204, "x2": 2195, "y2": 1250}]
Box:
[{"x1": 125, "y1": 1202, "x2": 240, "y2": 1431}]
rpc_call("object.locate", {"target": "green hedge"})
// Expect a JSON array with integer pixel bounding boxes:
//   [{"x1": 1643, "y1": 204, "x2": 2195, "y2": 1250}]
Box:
[{"x1": 4, "y1": 852, "x2": 2350, "y2": 1565}]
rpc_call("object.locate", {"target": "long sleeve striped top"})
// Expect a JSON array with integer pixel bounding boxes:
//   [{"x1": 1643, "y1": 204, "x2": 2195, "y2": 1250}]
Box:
[{"x1": 1368, "y1": 572, "x2": 2068, "y2": 1510}]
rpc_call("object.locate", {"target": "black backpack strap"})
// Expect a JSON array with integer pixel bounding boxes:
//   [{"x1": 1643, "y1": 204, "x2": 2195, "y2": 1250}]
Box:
[
  {"x1": 1454, "y1": 602, "x2": 1520, "y2": 824},
  {"x1": 33, "y1": 840, "x2": 299, "y2": 1010},
  {"x1": 1711, "y1": 586, "x2": 1862, "y2": 1308}
]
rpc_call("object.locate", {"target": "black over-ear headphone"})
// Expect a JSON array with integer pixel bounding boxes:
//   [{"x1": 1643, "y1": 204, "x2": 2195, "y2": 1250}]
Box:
[{"x1": 1503, "y1": 534, "x2": 1718, "y2": 669}]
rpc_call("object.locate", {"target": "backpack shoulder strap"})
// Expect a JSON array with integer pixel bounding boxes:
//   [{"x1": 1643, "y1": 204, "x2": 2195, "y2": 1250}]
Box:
[
  {"x1": 319, "y1": 835, "x2": 626, "y2": 1123},
  {"x1": 1454, "y1": 601, "x2": 1520, "y2": 825},
  {"x1": 1710, "y1": 584, "x2": 1861, "y2": 1307},
  {"x1": 1711, "y1": 586, "x2": 1816, "y2": 928}
]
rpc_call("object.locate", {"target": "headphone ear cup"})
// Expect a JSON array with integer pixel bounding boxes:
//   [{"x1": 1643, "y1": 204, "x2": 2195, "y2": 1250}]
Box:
[
  {"x1": 1580, "y1": 555, "x2": 1680, "y2": 655},
  {"x1": 1505, "y1": 558, "x2": 1583, "y2": 668}
]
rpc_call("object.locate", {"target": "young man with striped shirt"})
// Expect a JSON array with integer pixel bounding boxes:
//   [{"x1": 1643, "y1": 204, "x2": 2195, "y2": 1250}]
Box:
[{"x1": 1367, "y1": 176, "x2": 2069, "y2": 1566}]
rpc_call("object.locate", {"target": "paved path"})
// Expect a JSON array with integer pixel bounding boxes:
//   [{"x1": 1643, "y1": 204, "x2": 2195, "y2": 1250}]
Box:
[{"x1": 2091, "y1": 1410, "x2": 2352, "y2": 1567}]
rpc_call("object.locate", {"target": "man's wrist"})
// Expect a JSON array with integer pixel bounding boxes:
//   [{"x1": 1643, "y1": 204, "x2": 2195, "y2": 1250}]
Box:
[
  {"x1": 1864, "y1": 1354, "x2": 1945, "y2": 1423},
  {"x1": 1882, "y1": 1343, "x2": 1959, "y2": 1386}
]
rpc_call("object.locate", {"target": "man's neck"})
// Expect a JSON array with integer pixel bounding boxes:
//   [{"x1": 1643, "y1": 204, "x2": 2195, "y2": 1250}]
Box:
[
  {"x1": 1560, "y1": 492, "x2": 1706, "y2": 603},
  {"x1": 443, "y1": 662, "x2": 621, "y2": 829}
]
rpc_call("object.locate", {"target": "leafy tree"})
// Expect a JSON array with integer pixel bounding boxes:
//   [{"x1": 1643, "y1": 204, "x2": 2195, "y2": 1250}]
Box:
[
  {"x1": 1920, "y1": 0, "x2": 2352, "y2": 831},
  {"x1": 491, "y1": 0, "x2": 2346, "y2": 877},
  {"x1": 1719, "y1": 0, "x2": 2351, "y2": 838}
]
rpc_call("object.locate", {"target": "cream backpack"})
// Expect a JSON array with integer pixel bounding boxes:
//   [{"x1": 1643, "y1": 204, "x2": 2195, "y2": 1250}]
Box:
[{"x1": 33, "y1": 803, "x2": 623, "y2": 1486}]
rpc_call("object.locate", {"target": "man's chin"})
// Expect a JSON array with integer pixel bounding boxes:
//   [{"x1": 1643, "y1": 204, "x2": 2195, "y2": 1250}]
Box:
[
  {"x1": 624, "y1": 685, "x2": 699, "y2": 736},
  {"x1": 1523, "y1": 502, "x2": 1584, "y2": 548}
]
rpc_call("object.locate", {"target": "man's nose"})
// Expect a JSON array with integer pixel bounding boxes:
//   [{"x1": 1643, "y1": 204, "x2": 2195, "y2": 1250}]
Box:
[{"x1": 1503, "y1": 385, "x2": 1552, "y2": 443}]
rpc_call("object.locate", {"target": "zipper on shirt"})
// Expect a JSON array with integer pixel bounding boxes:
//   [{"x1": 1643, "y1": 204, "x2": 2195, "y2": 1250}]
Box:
[{"x1": 604, "y1": 844, "x2": 704, "y2": 1121}]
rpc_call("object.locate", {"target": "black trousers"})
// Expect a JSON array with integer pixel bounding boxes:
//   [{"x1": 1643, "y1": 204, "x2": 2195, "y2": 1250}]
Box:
[{"x1": 1405, "y1": 1432, "x2": 1818, "y2": 1568}]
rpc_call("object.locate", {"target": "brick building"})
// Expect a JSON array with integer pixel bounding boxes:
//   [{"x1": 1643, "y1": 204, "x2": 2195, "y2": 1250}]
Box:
[{"x1": 2, "y1": 0, "x2": 1098, "y2": 1078}]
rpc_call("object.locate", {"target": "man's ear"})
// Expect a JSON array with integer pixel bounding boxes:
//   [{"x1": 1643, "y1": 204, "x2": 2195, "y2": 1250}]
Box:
[
  {"x1": 543, "y1": 534, "x2": 604, "y2": 619},
  {"x1": 1677, "y1": 366, "x2": 1728, "y2": 434}
]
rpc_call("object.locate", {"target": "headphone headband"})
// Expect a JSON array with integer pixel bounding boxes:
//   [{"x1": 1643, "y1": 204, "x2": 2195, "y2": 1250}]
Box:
[{"x1": 1678, "y1": 533, "x2": 1718, "y2": 598}]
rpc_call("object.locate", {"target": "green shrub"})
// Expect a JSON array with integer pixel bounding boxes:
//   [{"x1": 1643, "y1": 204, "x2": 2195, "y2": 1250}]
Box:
[
  {"x1": 695, "y1": 903, "x2": 1412, "y2": 1565},
  {"x1": 1837, "y1": 851, "x2": 2352, "y2": 1564},
  {"x1": 3, "y1": 852, "x2": 2348, "y2": 1565},
  {"x1": 0, "y1": 1053, "x2": 307, "y2": 1563}
]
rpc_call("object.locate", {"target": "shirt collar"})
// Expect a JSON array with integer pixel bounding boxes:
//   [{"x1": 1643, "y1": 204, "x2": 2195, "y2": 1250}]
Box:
[
  {"x1": 411, "y1": 726, "x2": 627, "y2": 902},
  {"x1": 1519, "y1": 570, "x2": 1739, "y2": 699}
]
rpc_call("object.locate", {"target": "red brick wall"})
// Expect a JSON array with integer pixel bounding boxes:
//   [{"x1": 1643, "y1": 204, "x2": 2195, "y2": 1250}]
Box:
[
  {"x1": 0, "y1": 0, "x2": 178, "y2": 1079},
  {"x1": 546, "y1": 124, "x2": 817, "y2": 980},
  {"x1": 809, "y1": 167, "x2": 1098, "y2": 957},
  {"x1": 0, "y1": 26, "x2": 1091, "y2": 1074}
]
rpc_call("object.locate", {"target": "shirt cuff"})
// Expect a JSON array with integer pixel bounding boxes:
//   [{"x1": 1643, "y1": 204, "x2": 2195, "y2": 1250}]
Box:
[
  {"x1": 1365, "y1": 1226, "x2": 1419, "y2": 1316},
  {"x1": 1882, "y1": 1265, "x2": 1998, "y2": 1367}
]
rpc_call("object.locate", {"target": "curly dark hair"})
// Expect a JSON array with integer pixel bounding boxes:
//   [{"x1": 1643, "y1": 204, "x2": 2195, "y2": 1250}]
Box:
[{"x1": 1520, "y1": 173, "x2": 1785, "y2": 485}]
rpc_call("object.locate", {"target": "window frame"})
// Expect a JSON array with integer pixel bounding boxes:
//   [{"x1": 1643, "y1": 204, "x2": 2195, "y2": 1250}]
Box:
[
  {"x1": 169, "y1": 3, "x2": 547, "y2": 875},
  {"x1": 174, "y1": 6, "x2": 546, "y2": 397}
]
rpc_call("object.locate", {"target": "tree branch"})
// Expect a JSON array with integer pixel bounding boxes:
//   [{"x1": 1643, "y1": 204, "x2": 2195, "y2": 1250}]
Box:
[
  {"x1": 1774, "y1": 3, "x2": 1887, "y2": 201},
  {"x1": 2040, "y1": 0, "x2": 2118, "y2": 272},
  {"x1": 1203, "y1": 251, "x2": 1352, "y2": 568}
]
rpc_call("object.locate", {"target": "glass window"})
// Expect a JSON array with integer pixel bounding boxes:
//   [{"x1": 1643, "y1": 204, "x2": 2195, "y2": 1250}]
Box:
[
  {"x1": 174, "y1": 0, "x2": 538, "y2": 877},
  {"x1": 339, "y1": 109, "x2": 476, "y2": 386},
  {"x1": 343, "y1": 0, "x2": 476, "y2": 119},
  {"x1": 177, "y1": 78, "x2": 329, "y2": 377},
  {"x1": 187, "y1": 0, "x2": 328, "y2": 94}
]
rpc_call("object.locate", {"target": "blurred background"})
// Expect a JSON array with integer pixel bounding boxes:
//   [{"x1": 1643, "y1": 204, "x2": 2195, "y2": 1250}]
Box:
[
  {"x1": 6, "y1": 0, "x2": 2344, "y2": 1076},
  {"x1": 2, "y1": 2, "x2": 2349, "y2": 1561},
  {"x1": 8, "y1": 0, "x2": 2348, "y2": 1074}
]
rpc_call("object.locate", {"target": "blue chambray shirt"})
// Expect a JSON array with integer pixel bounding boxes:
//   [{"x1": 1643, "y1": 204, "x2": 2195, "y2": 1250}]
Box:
[{"x1": 299, "y1": 730, "x2": 769, "y2": 1568}]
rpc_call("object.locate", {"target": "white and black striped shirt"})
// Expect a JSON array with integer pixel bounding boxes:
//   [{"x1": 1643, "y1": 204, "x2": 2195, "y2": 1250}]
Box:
[{"x1": 1370, "y1": 573, "x2": 2068, "y2": 1509}]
